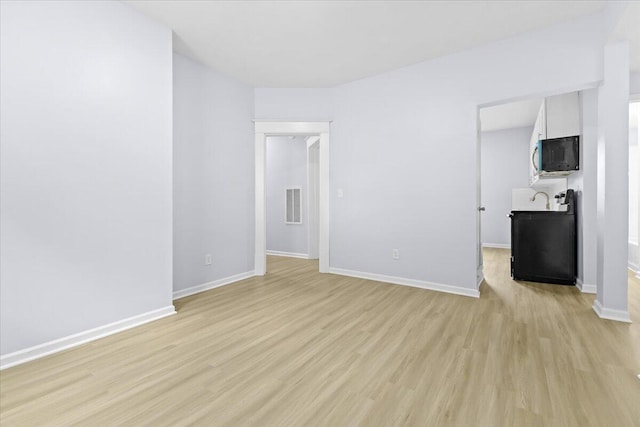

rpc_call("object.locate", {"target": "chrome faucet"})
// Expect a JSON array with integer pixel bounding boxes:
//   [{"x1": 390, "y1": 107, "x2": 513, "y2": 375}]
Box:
[{"x1": 531, "y1": 191, "x2": 550, "y2": 210}]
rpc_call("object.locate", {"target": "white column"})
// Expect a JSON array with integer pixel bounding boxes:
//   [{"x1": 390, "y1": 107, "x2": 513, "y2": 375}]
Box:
[
  {"x1": 579, "y1": 89, "x2": 599, "y2": 292},
  {"x1": 594, "y1": 41, "x2": 631, "y2": 322}
]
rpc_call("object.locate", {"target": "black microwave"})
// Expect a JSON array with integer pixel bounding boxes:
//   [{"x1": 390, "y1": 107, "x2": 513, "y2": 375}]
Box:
[{"x1": 533, "y1": 135, "x2": 579, "y2": 174}]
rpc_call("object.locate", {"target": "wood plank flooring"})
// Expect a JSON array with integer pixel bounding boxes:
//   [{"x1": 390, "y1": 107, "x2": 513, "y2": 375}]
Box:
[{"x1": 1, "y1": 249, "x2": 639, "y2": 426}]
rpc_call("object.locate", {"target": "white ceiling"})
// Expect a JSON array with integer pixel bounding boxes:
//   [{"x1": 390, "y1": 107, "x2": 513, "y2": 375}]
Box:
[
  {"x1": 126, "y1": 0, "x2": 612, "y2": 87},
  {"x1": 480, "y1": 98, "x2": 543, "y2": 132}
]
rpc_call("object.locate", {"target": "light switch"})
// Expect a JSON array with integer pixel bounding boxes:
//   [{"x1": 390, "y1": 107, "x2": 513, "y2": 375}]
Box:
[{"x1": 337, "y1": 189, "x2": 344, "y2": 198}]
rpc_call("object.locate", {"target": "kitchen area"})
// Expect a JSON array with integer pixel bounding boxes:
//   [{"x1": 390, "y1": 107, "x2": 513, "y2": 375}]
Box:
[
  {"x1": 480, "y1": 91, "x2": 582, "y2": 287},
  {"x1": 511, "y1": 92, "x2": 581, "y2": 285}
]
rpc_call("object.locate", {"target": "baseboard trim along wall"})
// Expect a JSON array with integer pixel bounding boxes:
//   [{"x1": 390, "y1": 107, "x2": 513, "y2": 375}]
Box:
[
  {"x1": 576, "y1": 278, "x2": 597, "y2": 294},
  {"x1": 0, "y1": 305, "x2": 176, "y2": 370},
  {"x1": 266, "y1": 250, "x2": 309, "y2": 259},
  {"x1": 481, "y1": 243, "x2": 510, "y2": 249},
  {"x1": 592, "y1": 300, "x2": 632, "y2": 323},
  {"x1": 629, "y1": 263, "x2": 639, "y2": 276},
  {"x1": 173, "y1": 271, "x2": 255, "y2": 300},
  {"x1": 328, "y1": 267, "x2": 480, "y2": 298}
]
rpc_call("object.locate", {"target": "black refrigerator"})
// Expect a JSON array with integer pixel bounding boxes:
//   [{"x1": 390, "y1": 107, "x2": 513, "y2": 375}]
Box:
[{"x1": 510, "y1": 190, "x2": 576, "y2": 285}]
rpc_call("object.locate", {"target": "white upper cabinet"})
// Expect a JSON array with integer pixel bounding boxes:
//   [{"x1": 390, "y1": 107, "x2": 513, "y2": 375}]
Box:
[{"x1": 545, "y1": 92, "x2": 580, "y2": 139}]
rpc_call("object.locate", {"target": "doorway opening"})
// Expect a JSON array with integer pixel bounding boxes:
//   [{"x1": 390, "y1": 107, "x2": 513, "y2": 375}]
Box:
[
  {"x1": 477, "y1": 91, "x2": 582, "y2": 289},
  {"x1": 264, "y1": 135, "x2": 320, "y2": 261},
  {"x1": 254, "y1": 122, "x2": 330, "y2": 275},
  {"x1": 476, "y1": 96, "x2": 545, "y2": 288}
]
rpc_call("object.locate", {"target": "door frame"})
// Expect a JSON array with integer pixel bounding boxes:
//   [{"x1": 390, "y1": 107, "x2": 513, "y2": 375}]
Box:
[
  {"x1": 475, "y1": 108, "x2": 484, "y2": 290},
  {"x1": 307, "y1": 137, "x2": 320, "y2": 260},
  {"x1": 254, "y1": 121, "x2": 330, "y2": 275}
]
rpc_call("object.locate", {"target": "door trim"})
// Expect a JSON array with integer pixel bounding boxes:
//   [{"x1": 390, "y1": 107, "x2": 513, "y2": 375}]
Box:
[
  {"x1": 307, "y1": 138, "x2": 320, "y2": 260},
  {"x1": 254, "y1": 121, "x2": 330, "y2": 274}
]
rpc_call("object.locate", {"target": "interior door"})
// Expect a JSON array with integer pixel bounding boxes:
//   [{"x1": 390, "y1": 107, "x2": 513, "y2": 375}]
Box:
[{"x1": 476, "y1": 110, "x2": 484, "y2": 286}]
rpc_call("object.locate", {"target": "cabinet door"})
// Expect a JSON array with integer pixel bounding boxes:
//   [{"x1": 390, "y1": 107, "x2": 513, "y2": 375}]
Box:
[
  {"x1": 529, "y1": 102, "x2": 545, "y2": 185},
  {"x1": 546, "y1": 92, "x2": 580, "y2": 138},
  {"x1": 537, "y1": 101, "x2": 546, "y2": 139},
  {"x1": 511, "y1": 213, "x2": 575, "y2": 284}
]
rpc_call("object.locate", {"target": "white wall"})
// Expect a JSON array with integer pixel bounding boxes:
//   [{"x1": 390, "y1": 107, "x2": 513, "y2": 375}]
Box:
[
  {"x1": 629, "y1": 103, "x2": 639, "y2": 273},
  {"x1": 0, "y1": 1, "x2": 173, "y2": 355},
  {"x1": 256, "y1": 13, "x2": 605, "y2": 292},
  {"x1": 631, "y1": 72, "x2": 640, "y2": 275},
  {"x1": 481, "y1": 126, "x2": 531, "y2": 246},
  {"x1": 255, "y1": 89, "x2": 334, "y2": 121},
  {"x1": 266, "y1": 136, "x2": 308, "y2": 255},
  {"x1": 173, "y1": 53, "x2": 254, "y2": 293},
  {"x1": 631, "y1": 71, "x2": 640, "y2": 96}
]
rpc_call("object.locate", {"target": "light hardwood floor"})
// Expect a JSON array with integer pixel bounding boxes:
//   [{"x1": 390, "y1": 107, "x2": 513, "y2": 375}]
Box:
[{"x1": 1, "y1": 249, "x2": 639, "y2": 426}]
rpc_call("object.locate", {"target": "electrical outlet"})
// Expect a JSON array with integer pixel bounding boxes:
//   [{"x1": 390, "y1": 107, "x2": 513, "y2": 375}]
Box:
[
  {"x1": 205, "y1": 254, "x2": 212, "y2": 265},
  {"x1": 392, "y1": 249, "x2": 400, "y2": 260}
]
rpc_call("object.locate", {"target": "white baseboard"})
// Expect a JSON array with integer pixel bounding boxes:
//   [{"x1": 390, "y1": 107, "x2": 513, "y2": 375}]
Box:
[
  {"x1": 173, "y1": 271, "x2": 255, "y2": 300},
  {"x1": 476, "y1": 272, "x2": 485, "y2": 291},
  {"x1": 328, "y1": 267, "x2": 480, "y2": 298},
  {"x1": 592, "y1": 300, "x2": 632, "y2": 323},
  {"x1": 576, "y1": 278, "x2": 597, "y2": 294},
  {"x1": 481, "y1": 243, "x2": 510, "y2": 249},
  {"x1": 266, "y1": 250, "x2": 309, "y2": 259},
  {"x1": 0, "y1": 305, "x2": 176, "y2": 370},
  {"x1": 629, "y1": 262, "x2": 639, "y2": 276}
]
